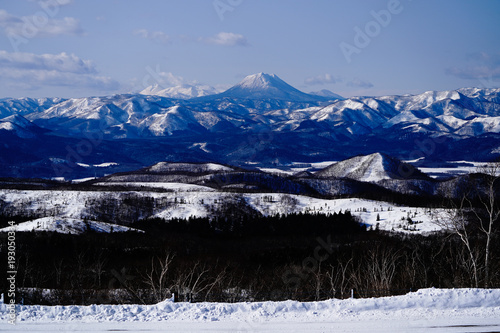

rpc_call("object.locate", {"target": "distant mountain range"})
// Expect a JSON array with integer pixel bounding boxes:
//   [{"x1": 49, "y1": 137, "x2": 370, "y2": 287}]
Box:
[{"x1": 0, "y1": 73, "x2": 499, "y2": 178}]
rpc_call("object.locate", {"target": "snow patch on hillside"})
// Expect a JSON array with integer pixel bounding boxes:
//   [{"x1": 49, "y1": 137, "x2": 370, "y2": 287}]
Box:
[
  {"x1": 76, "y1": 162, "x2": 118, "y2": 168},
  {"x1": 94, "y1": 182, "x2": 216, "y2": 192},
  {"x1": 147, "y1": 162, "x2": 234, "y2": 173}
]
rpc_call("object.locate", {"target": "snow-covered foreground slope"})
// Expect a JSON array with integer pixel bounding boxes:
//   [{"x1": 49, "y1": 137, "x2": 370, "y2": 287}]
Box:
[{"x1": 1, "y1": 289, "x2": 499, "y2": 332}]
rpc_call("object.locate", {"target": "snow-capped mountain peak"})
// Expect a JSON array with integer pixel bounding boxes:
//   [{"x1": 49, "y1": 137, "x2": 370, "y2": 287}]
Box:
[
  {"x1": 213, "y1": 73, "x2": 335, "y2": 102},
  {"x1": 236, "y1": 72, "x2": 280, "y2": 90}
]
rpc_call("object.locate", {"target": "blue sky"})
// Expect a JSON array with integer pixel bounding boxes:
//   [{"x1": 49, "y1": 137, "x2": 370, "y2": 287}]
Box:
[{"x1": 0, "y1": 0, "x2": 499, "y2": 99}]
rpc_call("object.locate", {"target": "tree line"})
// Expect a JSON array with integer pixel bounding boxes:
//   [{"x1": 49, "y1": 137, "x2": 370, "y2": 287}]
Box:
[{"x1": 0, "y1": 208, "x2": 498, "y2": 305}]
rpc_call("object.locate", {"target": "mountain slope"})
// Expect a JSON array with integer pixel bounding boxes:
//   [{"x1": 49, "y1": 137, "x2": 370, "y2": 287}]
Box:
[
  {"x1": 315, "y1": 153, "x2": 430, "y2": 182},
  {"x1": 0, "y1": 114, "x2": 47, "y2": 138}
]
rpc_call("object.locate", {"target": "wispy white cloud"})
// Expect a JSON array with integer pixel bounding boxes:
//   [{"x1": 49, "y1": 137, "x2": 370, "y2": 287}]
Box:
[
  {"x1": 129, "y1": 65, "x2": 192, "y2": 92},
  {"x1": 347, "y1": 78, "x2": 374, "y2": 89},
  {"x1": 0, "y1": 51, "x2": 96, "y2": 74},
  {"x1": 0, "y1": 68, "x2": 118, "y2": 90},
  {"x1": 133, "y1": 30, "x2": 248, "y2": 47},
  {"x1": 446, "y1": 52, "x2": 500, "y2": 80},
  {"x1": 150, "y1": 71, "x2": 185, "y2": 87},
  {"x1": 202, "y1": 32, "x2": 248, "y2": 46},
  {"x1": 0, "y1": 51, "x2": 118, "y2": 91},
  {"x1": 133, "y1": 29, "x2": 171, "y2": 44},
  {"x1": 0, "y1": 9, "x2": 83, "y2": 39},
  {"x1": 305, "y1": 73, "x2": 342, "y2": 85}
]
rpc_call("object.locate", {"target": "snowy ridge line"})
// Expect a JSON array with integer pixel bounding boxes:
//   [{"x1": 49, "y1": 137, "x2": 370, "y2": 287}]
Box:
[{"x1": 1, "y1": 289, "x2": 499, "y2": 323}]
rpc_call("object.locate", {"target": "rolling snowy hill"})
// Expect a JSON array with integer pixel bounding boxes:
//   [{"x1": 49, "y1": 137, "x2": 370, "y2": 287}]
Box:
[
  {"x1": 315, "y1": 153, "x2": 430, "y2": 182},
  {"x1": 0, "y1": 187, "x2": 445, "y2": 234},
  {"x1": 1, "y1": 152, "x2": 483, "y2": 235}
]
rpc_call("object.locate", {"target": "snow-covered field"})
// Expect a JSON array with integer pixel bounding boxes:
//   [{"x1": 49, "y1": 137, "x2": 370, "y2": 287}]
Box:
[
  {"x1": 1, "y1": 289, "x2": 499, "y2": 332},
  {"x1": 419, "y1": 161, "x2": 486, "y2": 178}
]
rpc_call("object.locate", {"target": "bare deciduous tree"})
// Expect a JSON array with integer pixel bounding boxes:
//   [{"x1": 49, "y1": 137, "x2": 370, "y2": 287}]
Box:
[
  {"x1": 174, "y1": 261, "x2": 213, "y2": 302},
  {"x1": 326, "y1": 257, "x2": 353, "y2": 299},
  {"x1": 434, "y1": 195, "x2": 480, "y2": 287},
  {"x1": 91, "y1": 251, "x2": 107, "y2": 288},
  {"x1": 143, "y1": 252, "x2": 175, "y2": 303},
  {"x1": 352, "y1": 246, "x2": 401, "y2": 297},
  {"x1": 434, "y1": 161, "x2": 499, "y2": 288},
  {"x1": 472, "y1": 162, "x2": 499, "y2": 287}
]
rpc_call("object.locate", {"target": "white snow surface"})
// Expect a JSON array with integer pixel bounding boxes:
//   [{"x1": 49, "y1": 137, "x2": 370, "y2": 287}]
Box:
[{"x1": 1, "y1": 288, "x2": 499, "y2": 332}]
